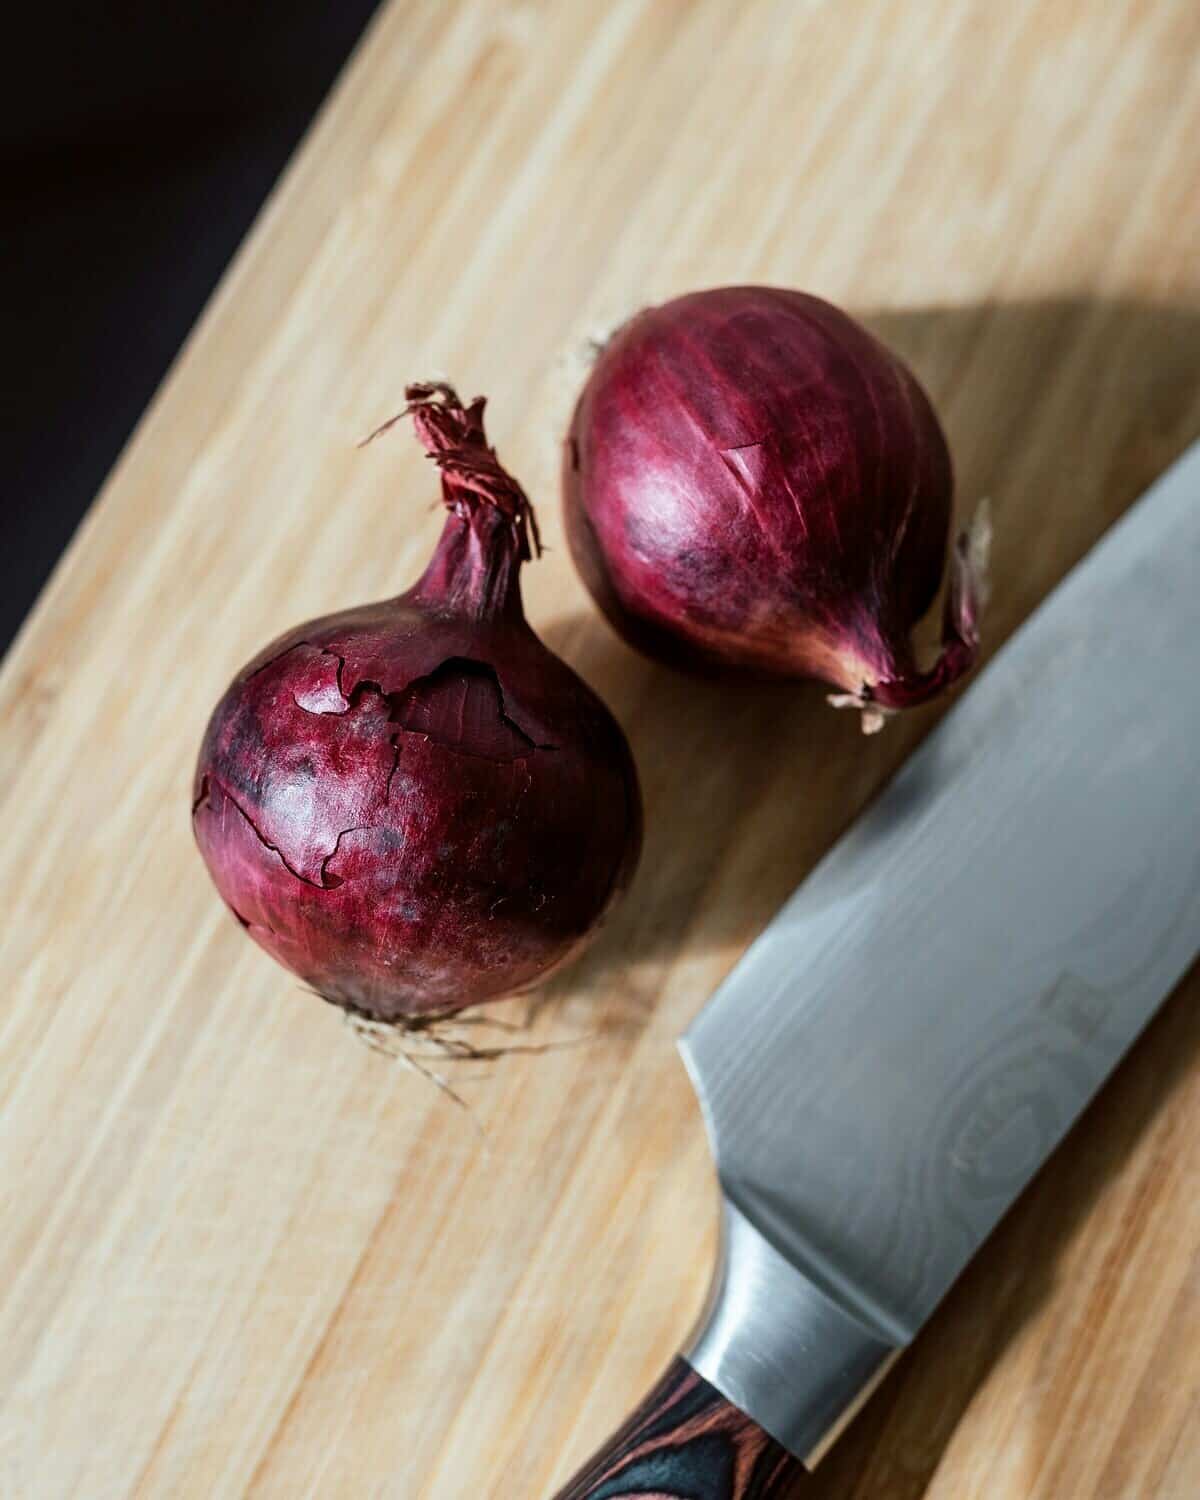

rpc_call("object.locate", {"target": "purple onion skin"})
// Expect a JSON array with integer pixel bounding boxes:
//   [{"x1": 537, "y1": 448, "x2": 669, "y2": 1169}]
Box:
[
  {"x1": 564, "y1": 286, "x2": 982, "y2": 715},
  {"x1": 193, "y1": 387, "x2": 641, "y2": 1025}
]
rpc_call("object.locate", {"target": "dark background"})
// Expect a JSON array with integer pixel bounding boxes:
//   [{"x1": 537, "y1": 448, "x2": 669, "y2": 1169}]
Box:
[{"x1": 3, "y1": 2, "x2": 382, "y2": 651}]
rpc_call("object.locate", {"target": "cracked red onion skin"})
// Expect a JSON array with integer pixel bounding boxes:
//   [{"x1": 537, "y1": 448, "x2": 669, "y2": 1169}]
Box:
[
  {"x1": 563, "y1": 286, "x2": 985, "y2": 722},
  {"x1": 192, "y1": 384, "x2": 642, "y2": 1026}
]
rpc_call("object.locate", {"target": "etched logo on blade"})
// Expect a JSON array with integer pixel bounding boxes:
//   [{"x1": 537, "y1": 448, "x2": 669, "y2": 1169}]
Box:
[
  {"x1": 1039, "y1": 971, "x2": 1112, "y2": 1046},
  {"x1": 944, "y1": 972, "x2": 1114, "y2": 1204},
  {"x1": 946, "y1": 1047, "x2": 1067, "y2": 1196}
]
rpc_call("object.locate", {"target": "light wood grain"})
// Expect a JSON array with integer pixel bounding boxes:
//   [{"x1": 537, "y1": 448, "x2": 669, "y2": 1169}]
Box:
[{"x1": 3, "y1": 1, "x2": 1199, "y2": 1495}]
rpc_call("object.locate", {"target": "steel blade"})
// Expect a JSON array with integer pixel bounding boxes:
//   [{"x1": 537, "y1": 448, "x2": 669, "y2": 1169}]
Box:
[{"x1": 681, "y1": 439, "x2": 1200, "y2": 1351}]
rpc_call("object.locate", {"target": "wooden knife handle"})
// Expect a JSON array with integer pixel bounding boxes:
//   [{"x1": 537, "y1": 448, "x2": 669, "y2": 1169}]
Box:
[{"x1": 549, "y1": 1357, "x2": 804, "y2": 1498}]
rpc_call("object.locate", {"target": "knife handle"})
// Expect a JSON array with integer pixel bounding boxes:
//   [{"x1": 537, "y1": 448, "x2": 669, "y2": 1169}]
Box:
[
  {"x1": 549, "y1": 1356, "x2": 804, "y2": 1499},
  {"x1": 549, "y1": 1197, "x2": 900, "y2": 1497}
]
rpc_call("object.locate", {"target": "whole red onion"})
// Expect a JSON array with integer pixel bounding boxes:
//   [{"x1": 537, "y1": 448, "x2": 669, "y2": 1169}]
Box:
[
  {"x1": 193, "y1": 384, "x2": 641, "y2": 1026},
  {"x1": 564, "y1": 286, "x2": 987, "y2": 730}
]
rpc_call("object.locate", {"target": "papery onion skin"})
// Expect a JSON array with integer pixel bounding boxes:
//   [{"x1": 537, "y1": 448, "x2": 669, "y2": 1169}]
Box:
[
  {"x1": 563, "y1": 286, "x2": 985, "y2": 724},
  {"x1": 193, "y1": 385, "x2": 642, "y2": 1025}
]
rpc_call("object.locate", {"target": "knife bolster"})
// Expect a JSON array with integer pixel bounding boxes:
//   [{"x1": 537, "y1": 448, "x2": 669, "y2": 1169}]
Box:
[{"x1": 684, "y1": 1196, "x2": 900, "y2": 1466}]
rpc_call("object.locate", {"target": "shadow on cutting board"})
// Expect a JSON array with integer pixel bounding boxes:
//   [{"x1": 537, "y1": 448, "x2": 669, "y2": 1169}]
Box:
[{"x1": 537, "y1": 296, "x2": 1200, "y2": 1496}]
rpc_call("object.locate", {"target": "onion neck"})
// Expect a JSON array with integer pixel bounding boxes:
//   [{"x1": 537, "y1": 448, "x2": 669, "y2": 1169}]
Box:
[
  {"x1": 413, "y1": 506, "x2": 527, "y2": 623},
  {"x1": 869, "y1": 637, "x2": 977, "y2": 711},
  {"x1": 362, "y1": 381, "x2": 541, "y2": 625},
  {"x1": 875, "y1": 505, "x2": 990, "y2": 711},
  {"x1": 833, "y1": 506, "x2": 991, "y2": 726}
]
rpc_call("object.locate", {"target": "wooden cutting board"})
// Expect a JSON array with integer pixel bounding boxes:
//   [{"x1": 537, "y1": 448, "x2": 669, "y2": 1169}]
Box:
[{"x1": 3, "y1": 2, "x2": 1199, "y2": 1495}]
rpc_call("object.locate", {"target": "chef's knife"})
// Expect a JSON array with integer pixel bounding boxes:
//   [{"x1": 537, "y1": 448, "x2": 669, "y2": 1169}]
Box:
[{"x1": 551, "y1": 438, "x2": 1200, "y2": 1499}]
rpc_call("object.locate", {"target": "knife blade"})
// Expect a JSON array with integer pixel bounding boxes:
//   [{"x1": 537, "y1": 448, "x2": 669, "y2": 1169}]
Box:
[{"x1": 551, "y1": 437, "x2": 1200, "y2": 1500}]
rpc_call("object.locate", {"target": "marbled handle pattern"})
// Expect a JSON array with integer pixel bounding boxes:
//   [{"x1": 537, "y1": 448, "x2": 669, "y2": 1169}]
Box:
[{"x1": 550, "y1": 1358, "x2": 804, "y2": 1498}]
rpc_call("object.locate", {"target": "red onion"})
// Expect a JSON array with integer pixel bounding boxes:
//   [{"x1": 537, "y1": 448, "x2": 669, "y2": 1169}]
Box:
[
  {"x1": 563, "y1": 286, "x2": 988, "y2": 731},
  {"x1": 193, "y1": 384, "x2": 641, "y2": 1027}
]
